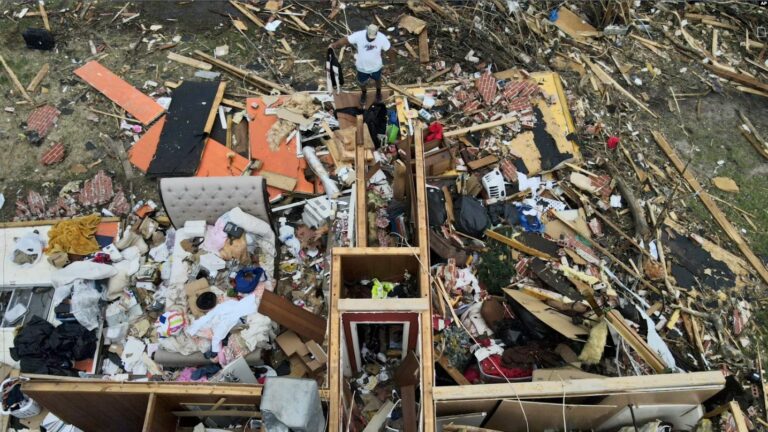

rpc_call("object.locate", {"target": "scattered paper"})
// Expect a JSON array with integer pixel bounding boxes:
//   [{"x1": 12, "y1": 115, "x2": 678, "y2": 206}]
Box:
[
  {"x1": 610, "y1": 194, "x2": 623, "y2": 208},
  {"x1": 265, "y1": 20, "x2": 282, "y2": 32}
]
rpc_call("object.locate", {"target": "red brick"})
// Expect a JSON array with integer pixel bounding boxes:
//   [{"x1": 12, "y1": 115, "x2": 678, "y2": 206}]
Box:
[
  {"x1": 475, "y1": 71, "x2": 497, "y2": 105},
  {"x1": 500, "y1": 159, "x2": 517, "y2": 182},
  {"x1": 79, "y1": 170, "x2": 114, "y2": 207},
  {"x1": 15, "y1": 199, "x2": 31, "y2": 220},
  {"x1": 27, "y1": 191, "x2": 46, "y2": 217},
  {"x1": 47, "y1": 196, "x2": 78, "y2": 218},
  {"x1": 40, "y1": 142, "x2": 66, "y2": 166},
  {"x1": 107, "y1": 190, "x2": 130, "y2": 215},
  {"x1": 462, "y1": 99, "x2": 481, "y2": 113},
  {"x1": 26, "y1": 105, "x2": 60, "y2": 138}
]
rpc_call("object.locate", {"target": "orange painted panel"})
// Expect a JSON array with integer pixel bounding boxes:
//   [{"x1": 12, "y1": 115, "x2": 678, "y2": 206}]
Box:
[
  {"x1": 74, "y1": 61, "x2": 165, "y2": 126},
  {"x1": 128, "y1": 116, "x2": 166, "y2": 172},
  {"x1": 196, "y1": 139, "x2": 249, "y2": 176},
  {"x1": 246, "y1": 97, "x2": 320, "y2": 199}
]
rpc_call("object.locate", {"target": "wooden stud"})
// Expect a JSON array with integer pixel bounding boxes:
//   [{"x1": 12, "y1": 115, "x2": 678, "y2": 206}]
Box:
[
  {"x1": 229, "y1": 0, "x2": 265, "y2": 28},
  {"x1": 418, "y1": 29, "x2": 430, "y2": 63},
  {"x1": 167, "y1": 52, "x2": 212, "y2": 70},
  {"x1": 653, "y1": 130, "x2": 768, "y2": 285},
  {"x1": 203, "y1": 81, "x2": 227, "y2": 134},
  {"x1": 355, "y1": 115, "x2": 367, "y2": 247},
  {"x1": 444, "y1": 116, "x2": 517, "y2": 138},
  {"x1": 328, "y1": 254, "x2": 342, "y2": 432},
  {"x1": 26, "y1": 63, "x2": 49, "y2": 92},
  {"x1": 337, "y1": 298, "x2": 429, "y2": 311},
  {"x1": 0, "y1": 54, "x2": 34, "y2": 102},
  {"x1": 39, "y1": 1, "x2": 50, "y2": 30}
]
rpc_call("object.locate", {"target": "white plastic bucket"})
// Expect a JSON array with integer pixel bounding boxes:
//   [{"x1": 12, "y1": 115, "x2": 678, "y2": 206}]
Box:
[{"x1": 0, "y1": 378, "x2": 41, "y2": 419}]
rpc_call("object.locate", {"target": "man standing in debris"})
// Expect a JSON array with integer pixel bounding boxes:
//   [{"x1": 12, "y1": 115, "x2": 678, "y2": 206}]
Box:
[{"x1": 329, "y1": 24, "x2": 392, "y2": 106}]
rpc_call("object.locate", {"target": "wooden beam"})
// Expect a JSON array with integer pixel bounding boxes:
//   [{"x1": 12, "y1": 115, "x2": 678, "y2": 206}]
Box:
[
  {"x1": 26, "y1": 63, "x2": 49, "y2": 92},
  {"x1": 39, "y1": 1, "x2": 50, "y2": 30},
  {"x1": 433, "y1": 371, "x2": 725, "y2": 401},
  {"x1": 582, "y1": 55, "x2": 658, "y2": 118},
  {"x1": 355, "y1": 115, "x2": 367, "y2": 247},
  {"x1": 0, "y1": 54, "x2": 33, "y2": 102},
  {"x1": 485, "y1": 229, "x2": 553, "y2": 260},
  {"x1": 418, "y1": 29, "x2": 430, "y2": 63},
  {"x1": 387, "y1": 82, "x2": 423, "y2": 107},
  {"x1": 337, "y1": 298, "x2": 429, "y2": 311},
  {"x1": 229, "y1": 0, "x2": 265, "y2": 28},
  {"x1": 328, "y1": 255, "x2": 342, "y2": 432},
  {"x1": 172, "y1": 410, "x2": 261, "y2": 418},
  {"x1": 605, "y1": 310, "x2": 667, "y2": 373},
  {"x1": 444, "y1": 116, "x2": 517, "y2": 138},
  {"x1": 167, "y1": 52, "x2": 212, "y2": 70},
  {"x1": 193, "y1": 50, "x2": 292, "y2": 94},
  {"x1": 203, "y1": 81, "x2": 227, "y2": 134},
  {"x1": 653, "y1": 130, "x2": 768, "y2": 285},
  {"x1": 437, "y1": 355, "x2": 471, "y2": 385},
  {"x1": 705, "y1": 63, "x2": 768, "y2": 93},
  {"x1": 729, "y1": 401, "x2": 749, "y2": 432}
]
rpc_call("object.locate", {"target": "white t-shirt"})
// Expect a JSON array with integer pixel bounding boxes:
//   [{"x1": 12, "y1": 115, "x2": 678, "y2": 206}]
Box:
[{"x1": 347, "y1": 30, "x2": 391, "y2": 73}]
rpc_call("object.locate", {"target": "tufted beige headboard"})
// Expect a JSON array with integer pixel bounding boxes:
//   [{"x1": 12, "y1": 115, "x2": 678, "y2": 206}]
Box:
[{"x1": 159, "y1": 176, "x2": 272, "y2": 228}]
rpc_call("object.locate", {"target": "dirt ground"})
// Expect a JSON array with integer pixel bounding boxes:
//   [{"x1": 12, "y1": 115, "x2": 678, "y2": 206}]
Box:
[{"x1": 1, "y1": 0, "x2": 767, "y2": 258}]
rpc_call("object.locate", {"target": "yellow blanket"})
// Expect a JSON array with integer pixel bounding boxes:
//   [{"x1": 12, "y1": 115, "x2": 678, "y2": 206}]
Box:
[{"x1": 47, "y1": 214, "x2": 102, "y2": 256}]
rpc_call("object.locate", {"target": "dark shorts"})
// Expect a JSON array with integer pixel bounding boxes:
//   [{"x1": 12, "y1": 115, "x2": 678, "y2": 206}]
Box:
[{"x1": 357, "y1": 69, "x2": 382, "y2": 84}]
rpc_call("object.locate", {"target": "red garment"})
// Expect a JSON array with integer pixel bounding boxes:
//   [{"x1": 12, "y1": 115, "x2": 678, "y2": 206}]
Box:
[
  {"x1": 426, "y1": 122, "x2": 444, "y2": 142},
  {"x1": 480, "y1": 355, "x2": 533, "y2": 379},
  {"x1": 606, "y1": 135, "x2": 620, "y2": 150}
]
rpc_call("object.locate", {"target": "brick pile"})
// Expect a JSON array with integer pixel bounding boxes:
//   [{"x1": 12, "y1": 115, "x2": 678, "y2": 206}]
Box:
[
  {"x1": 40, "y1": 142, "x2": 66, "y2": 166},
  {"x1": 26, "y1": 105, "x2": 60, "y2": 140},
  {"x1": 79, "y1": 170, "x2": 114, "y2": 207}
]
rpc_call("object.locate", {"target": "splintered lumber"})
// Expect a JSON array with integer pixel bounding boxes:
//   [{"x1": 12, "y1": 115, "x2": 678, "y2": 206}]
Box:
[
  {"x1": 582, "y1": 55, "x2": 658, "y2": 118},
  {"x1": 167, "y1": 52, "x2": 212, "y2": 70},
  {"x1": 0, "y1": 54, "x2": 33, "y2": 102},
  {"x1": 26, "y1": 63, "x2": 49, "y2": 92},
  {"x1": 418, "y1": 29, "x2": 430, "y2": 63},
  {"x1": 485, "y1": 229, "x2": 553, "y2": 260},
  {"x1": 229, "y1": 0, "x2": 265, "y2": 28},
  {"x1": 653, "y1": 130, "x2": 768, "y2": 285},
  {"x1": 387, "y1": 82, "x2": 423, "y2": 107},
  {"x1": 39, "y1": 1, "x2": 50, "y2": 30},
  {"x1": 444, "y1": 116, "x2": 517, "y2": 138},
  {"x1": 729, "y1": 401, "x2": 750, "y2": 432},
  {"x1": 203, "y1": 81, "x2": 227, "y2": 134},
  {"x1": 422, "y1": 0, "x2": 452, "y2": 19},
  {"x1": 605, "y1": 309, "x2": 667, "y2": 373},
  {"x1": 192, "y1": 50, "x2": 292, "y2": 94},
  {"x1": 704, "y1": 63, "x2": 768, "y2": 93},
  {"x1": 605, "y1": 161, "x2": 650, "y2": 238}
]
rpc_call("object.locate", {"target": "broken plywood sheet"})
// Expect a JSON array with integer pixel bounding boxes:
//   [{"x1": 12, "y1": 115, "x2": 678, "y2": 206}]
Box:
[
  {"x1": 74, "y1": 61, "x2": 165, "y2": 125},
  {"x1": 129, "y1": 119, "x2": 247, "y2": 176},
  {"x1": 246, "y1": 97, "x2": 320, "y2": 200},
  {"x1": 147, "y1": 80, "x2": 221, "y2": 177},
  {"x1": 398, "y1": 15, "x2": 427, "y2": 34},
  {"x1": 543, "y1": 208, "x2": 592, "y2": 239},
  {"x1": 553, "y1": 7, "x2": 600, "y2": 40},
  {"x1": 503, "y1": 288, "x2": 588, "y2": 340},
  {"x1": 258, "y1": 290, "x2": 325, "y2": 343}
]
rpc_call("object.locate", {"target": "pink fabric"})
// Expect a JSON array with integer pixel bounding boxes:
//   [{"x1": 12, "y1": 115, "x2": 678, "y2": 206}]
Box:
[{"x1": 203, "y1": 219, "x2": 228, "y2": 252}]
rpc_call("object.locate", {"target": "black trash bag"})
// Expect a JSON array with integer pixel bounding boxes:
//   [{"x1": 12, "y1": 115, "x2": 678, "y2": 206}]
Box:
[
  {"x1": 23, "y1": 28, "x2": 55, "y2": 50},
  {"x1": 487, "y1": 202, "x2": 520, "y2": 226},
  {"x1": 505, "y1": 296, "x2": 554, "y2": 341},
  {"x1": 453, "y1": 196, "x2": 490, "y2": 238},
  {"x1": 426, "y1": 186, "x2": 446, "y2": 227},
  {"x1": 363, "y1": 102, "x2": 388, "y2": 147}
]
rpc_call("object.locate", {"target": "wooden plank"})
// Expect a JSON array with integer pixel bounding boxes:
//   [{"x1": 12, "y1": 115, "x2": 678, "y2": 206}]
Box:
[
  {"x1": 605, "y1": 309, "x2": 666, "y2": 373},
  {"x1": 705, "y1": 63, "x2": 768, "y2": 93},
  {"x1": 39, "y1": 1, "x2": 50, "y2": 30},
  {"x1": 355, "y1": 115, "x2": 367, "y2": 247},
  {"x1": 260, "y1": 170, "x2": 298, "y2": 191},
  {"x1": 387, "y1": 82, "x2": 423, "y2": 107},
  {"x1": 653, "y1": 130, "x2": 768, "y2": 285},
  {"x1": 418, "y1": 29, "x2": 430, "y2": 63},
  {"x1": 444, "y1": 116, "x2": 517, "y2": 138},
  {"x1": 229, "y1": 0, "x2": 265, "y2": 28},
  {"x1": 433, "y1": 371, "x2": 725, "y2": 401},
  {"x1": 74, "y1": 61, "x2": 165, "y2": 125},
  {"x1": 0, "y1": 54, "x2": 33, "y2": 102},
  {"x1": 437, "y1": 355, "x2": 471, "y2": 385},
  {"x1": 337, "y1": 298, "x2": 429, "y2": 311},
  {"x1": 172, "y1": 410, "x2": 261, "y2": 417},
  {"x1": 259, "y1": 290, "x2": 325, "y2": 343},
  {"x1": 203, "y1": 81, "x2": 227, "y2": 134},
  {"x1": 167, "y1": 52, "x2": 212, "y2": 70},
  {"x1": 467, "y1": 155, "x2": 499, "y2": 171},
  {"x1": 26, "y1": 63, "x2": 49, "y2": 92},
  {"x1": 221, "y1": 98, "x2": 246, "y2": 110},
  {"x1": 553, "y1": 6, "x2": 599, "y2": 39},
  {"x1": 582, "y1": 56, "x2": 658, "y2": 118},
  {"x1": 193, "y1": 50, "x2": 291, "y2": 94},
  {"x1": 485, "y1": 229, "x2": 553, "y2": 260},
  {"x1": 730, "y1": 401, "x2": 749, "y2": 432},
  {"x1": 333, "y1": 247, "x2": 421, "y2": 256},
  {"x1": 288, "y1": 14, "x2": 311, "y2": 32},
  {"x1": 329, "y1": 254, "x2": 342, "y2": 432}
]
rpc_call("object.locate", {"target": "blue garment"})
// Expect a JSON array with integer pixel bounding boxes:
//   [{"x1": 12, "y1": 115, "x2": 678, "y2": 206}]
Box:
[
  {"x1": 234, "y1": 267, "x2": 266, "y2": 294},
  {"x1": 357, "y1": 69, "x2": 382, "y2": 84}
]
